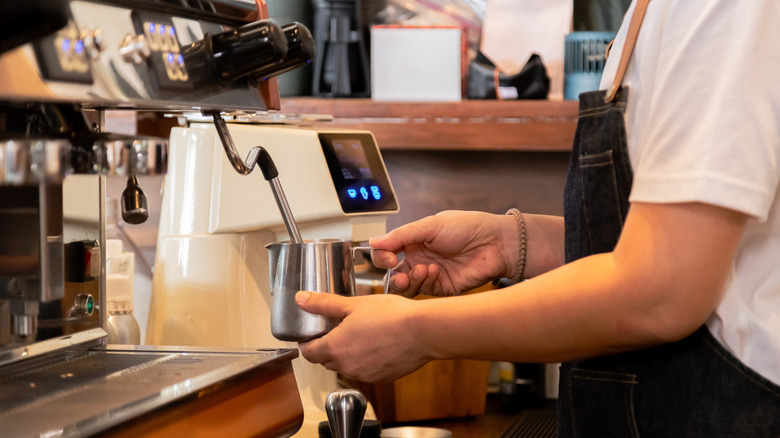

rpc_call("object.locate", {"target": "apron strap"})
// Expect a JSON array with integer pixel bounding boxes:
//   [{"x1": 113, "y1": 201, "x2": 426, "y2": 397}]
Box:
[{"x1": 606, "y1": 0, "x2": 651, "y2": 102}]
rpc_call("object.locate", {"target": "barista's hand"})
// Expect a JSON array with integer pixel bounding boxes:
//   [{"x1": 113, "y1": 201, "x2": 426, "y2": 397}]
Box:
[
  {"x1": 296, "y1": 291, "x2": 431, "y2": 383},
  {"x1": 369, "y1": 210, "x2": 518, "y2": 297}
]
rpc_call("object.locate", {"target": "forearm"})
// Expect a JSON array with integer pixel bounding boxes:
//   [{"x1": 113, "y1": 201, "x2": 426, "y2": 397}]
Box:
[
  {"x1": 412, "y1": 253, "x2": 668, "y2": 363},
  {"x1": 411, "y1": 202, "x2": 746, "y2": 364}
]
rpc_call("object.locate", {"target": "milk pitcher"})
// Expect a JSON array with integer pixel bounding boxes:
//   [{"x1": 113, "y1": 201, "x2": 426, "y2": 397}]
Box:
[{"x1": 266, "y1": 239, "x2": 358, "y2": 342}]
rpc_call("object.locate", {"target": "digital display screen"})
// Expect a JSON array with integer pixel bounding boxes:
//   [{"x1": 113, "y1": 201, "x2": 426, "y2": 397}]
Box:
[
  {"x1": 319, "y1": 133, "x2": 398, "y2": 214},
  {"x1": 332, "y1": 139, "x2": 373, "y2": 180}
]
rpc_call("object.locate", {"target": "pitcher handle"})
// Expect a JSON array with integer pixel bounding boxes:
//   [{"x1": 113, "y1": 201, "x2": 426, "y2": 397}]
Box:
[{"x1": 351, "y1": 246, "x2": 402, "y2": 294}]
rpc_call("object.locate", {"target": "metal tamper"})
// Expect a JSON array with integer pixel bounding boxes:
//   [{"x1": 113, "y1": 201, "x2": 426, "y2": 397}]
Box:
[{"x1": 326, "y1": 389, "x2": 367, "y2": 438}]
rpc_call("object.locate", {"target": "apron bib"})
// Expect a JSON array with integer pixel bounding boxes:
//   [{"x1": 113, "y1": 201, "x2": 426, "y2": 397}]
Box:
[{"x1": 558, "y1": 1, "x2": 780, "y2": 436}]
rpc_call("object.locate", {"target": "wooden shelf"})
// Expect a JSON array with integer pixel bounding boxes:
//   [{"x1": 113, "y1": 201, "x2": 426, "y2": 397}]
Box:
[{"x1": 279, "y1": 98, "x2": 578, "y2": 152}]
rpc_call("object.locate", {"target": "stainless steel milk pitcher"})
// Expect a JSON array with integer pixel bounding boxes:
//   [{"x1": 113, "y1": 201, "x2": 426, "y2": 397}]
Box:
[{"x1": 266, "y1": 239, "x2": 356, "y2": 342}]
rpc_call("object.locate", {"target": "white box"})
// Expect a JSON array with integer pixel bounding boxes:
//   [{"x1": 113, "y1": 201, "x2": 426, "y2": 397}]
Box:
[{"x1": 370, "y1": 26, "x2": 463, "y2": 102}]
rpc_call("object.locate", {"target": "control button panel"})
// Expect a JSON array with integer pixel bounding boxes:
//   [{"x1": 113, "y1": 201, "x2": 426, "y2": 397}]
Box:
[
  {"x1": 33, "y1": 20, "x2": 93, "y2": 84},
  {"x1": 132, "y1": 12, "x2": 192, "y2": 91},
  {"x1": 318, "y1": 132, "x2": 398, "y2": 214}
]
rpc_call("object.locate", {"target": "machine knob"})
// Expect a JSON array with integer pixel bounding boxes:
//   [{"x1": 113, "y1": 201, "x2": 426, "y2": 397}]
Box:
[
  {"x1": 70, "y1": 294, "x2": 95, "y2": 317},
  {"x1": 119, "y1": 34, "x2": 151, "y2": 65},
  {"x1": 325, "y1": 389, "x2": 367, "y2": 438},
  {"x1": 93, "y1": 29, "x2": 104, "y2": 52},
  {"x1": 81, "y1": 28, "x2": 104, "y2": 57},
  {"x1": 209, "y1": 19, "x2": 288, "y2": 82},
  {"x1": 249, "y1": 22, "x2": 315, "y2": 81}
]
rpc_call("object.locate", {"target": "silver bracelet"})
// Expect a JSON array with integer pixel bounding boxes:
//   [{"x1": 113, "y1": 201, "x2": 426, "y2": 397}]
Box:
[{"x1": 506, "y1": 208, "x2": 527, "y2": 283}]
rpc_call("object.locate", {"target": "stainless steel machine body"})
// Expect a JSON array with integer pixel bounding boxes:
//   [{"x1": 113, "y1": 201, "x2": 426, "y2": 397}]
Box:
[{"x1": 0, "y1": 0, "x2": 311, "y2": 435}]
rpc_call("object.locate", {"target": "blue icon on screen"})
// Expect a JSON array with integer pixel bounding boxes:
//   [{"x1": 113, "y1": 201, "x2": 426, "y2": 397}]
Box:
[
  {"x1": 370, "y1": 186, "x2": 381, "y2": 200},
  {"x1": 360, "y1": 187, "x2": 369, "y2": 200},
  {"x1": 347, "y1": 189, "x2": 357, "y2": 198}
]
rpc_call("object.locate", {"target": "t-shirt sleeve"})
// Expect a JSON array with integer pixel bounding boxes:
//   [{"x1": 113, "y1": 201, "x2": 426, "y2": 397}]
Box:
[{"x1": 626, "y1": 0, "x2": 780, "y2": 221}]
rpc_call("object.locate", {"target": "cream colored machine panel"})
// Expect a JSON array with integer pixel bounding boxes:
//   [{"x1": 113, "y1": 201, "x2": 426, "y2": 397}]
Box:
[
  {"x1": 165, "y1": 122, "x2": 398, "y2": 241},
  {"x1": 206, "y1": 124, "x2": 346, "y2": 234}
]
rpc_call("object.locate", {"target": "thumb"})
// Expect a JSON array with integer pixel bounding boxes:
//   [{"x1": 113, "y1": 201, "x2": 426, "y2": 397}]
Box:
[{"x1": 295, "y1": 291, "x2": 350, "y2": 318}]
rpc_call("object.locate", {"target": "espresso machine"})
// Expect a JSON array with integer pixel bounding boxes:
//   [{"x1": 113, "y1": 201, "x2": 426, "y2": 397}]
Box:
[
  {"x1": 0, "y1": 0, "x2": 323, "y2": 436},
  {"x1": 147, "y1": 116, "x2": 399, "y2": 436}
]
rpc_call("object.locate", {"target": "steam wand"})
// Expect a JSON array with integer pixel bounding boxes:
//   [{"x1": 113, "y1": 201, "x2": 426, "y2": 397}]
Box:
[{"x1": 205, "y1": 110, "x2": 303, "y2": 243}]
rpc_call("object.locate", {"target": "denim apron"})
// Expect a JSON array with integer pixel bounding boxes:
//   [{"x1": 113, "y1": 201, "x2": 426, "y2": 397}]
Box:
[{"x1": 557, "y1": 1, "x2": 780, "y2": 436}]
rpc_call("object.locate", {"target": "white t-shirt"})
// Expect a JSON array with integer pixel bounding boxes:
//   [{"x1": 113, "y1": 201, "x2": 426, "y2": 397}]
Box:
[{"x1": 600, "y1": 0, "x2": 780, "y2": 385}]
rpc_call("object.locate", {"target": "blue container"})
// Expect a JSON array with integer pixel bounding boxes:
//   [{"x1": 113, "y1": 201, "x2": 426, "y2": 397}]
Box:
[{"x1": 564, "y1": 31, "x2": 616, "y2": 100}]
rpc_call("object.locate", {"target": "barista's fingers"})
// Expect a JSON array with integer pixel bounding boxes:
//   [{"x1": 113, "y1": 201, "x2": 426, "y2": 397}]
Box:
[
  {"x1": 370, "y1": 248, "x2": 399, "y2": 270},
  {"x1": 295, "y1": 291, "x2": 350, "y2": 318},
  {"x1": 298, "y1": 339, "x2": 327, "y2": 365},
  {"x1": 386, "y1": 271, "x2": 416, "y2": 298},
  {"x1": 401, "y1": 264, "x2": 429, "y2": 297},
  {"x1": 418, "y1": 264, "x2": 441, "y2": 295}
]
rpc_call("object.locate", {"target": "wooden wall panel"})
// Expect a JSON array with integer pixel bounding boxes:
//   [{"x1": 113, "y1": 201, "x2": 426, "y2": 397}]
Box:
[{"x1": 382, "y1": 150, "x2": 571, "y2": 231}]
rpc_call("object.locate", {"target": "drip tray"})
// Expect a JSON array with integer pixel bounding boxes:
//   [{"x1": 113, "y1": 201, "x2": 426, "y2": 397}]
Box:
[{"x1": 0, "y1": 345, "x2": 299, "y2": 437}]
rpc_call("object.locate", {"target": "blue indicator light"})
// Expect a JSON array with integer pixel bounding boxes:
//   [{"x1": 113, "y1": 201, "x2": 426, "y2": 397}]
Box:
[
  {"x1": 169, "y1": 27, "x2": 176, "y2": 36},
  {"x1": 360, "y1": 187, "x2": 369, "y2": 200},
  {"x1": 177, "y1": 54, "x2": 184, "y2": 64},
  {"x1": 62, "y1": 39, "x2": 71, "y2": 52},
  {"x1": 167, "y1": 53, "x2": 174, "y2": 63},
  {"x1": 159, "y1": 24, "x2": 166, "y2": 34},
  {"x1": 148, "y1": 23, "x2": 155, "y2": 33},
  {"x1": 347, "y1": 189, "x2": 357, "y2": 198},
  {"x1": 370, "y1": 185, "x2": 381, "y2": 200},
  {"x1": 74, "y1": 40, "x2": 84, "y2": 54}
]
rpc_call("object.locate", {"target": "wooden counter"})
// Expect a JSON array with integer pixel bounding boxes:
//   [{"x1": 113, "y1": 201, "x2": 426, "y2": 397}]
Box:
[{"x1": 279, "y1": 98, "x2": 578, "y2": 151}]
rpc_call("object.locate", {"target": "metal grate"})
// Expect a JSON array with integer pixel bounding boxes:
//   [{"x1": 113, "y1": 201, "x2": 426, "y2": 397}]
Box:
[
  {"x1": 0, "y1": 347, "x2": 294, "y2": 437},
  {"x1": 500, "y1": 409, "x2": 557, "y2": 438}
]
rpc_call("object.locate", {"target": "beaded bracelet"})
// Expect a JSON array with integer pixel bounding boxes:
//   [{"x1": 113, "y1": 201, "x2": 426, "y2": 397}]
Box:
[{"x1": 506, "y1": 208, "x2": 527, "y2": 283}]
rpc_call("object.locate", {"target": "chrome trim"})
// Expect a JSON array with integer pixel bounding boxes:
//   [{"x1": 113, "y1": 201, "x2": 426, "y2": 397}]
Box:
[
  {"x1": 0, "y1": 135, "x2": 167, "y2": 184},
  {"x1": 103, "y1": 135, "x2": 168, "y2": 175},
  {"x1": 0, "y1": 327, "x2": 107, "y2": 367},
  {"x1": 0, "y1": 138, "x2": 70, "y2": 185}
]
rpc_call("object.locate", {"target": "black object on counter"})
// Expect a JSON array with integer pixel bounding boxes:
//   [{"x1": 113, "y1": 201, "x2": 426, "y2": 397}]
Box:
[
  {"x1": 467, "y1": 52, "x2": 550, "y2": 100},
  {"x1": 311, "y1": 0, "x2": 370, "y2": 97}
]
